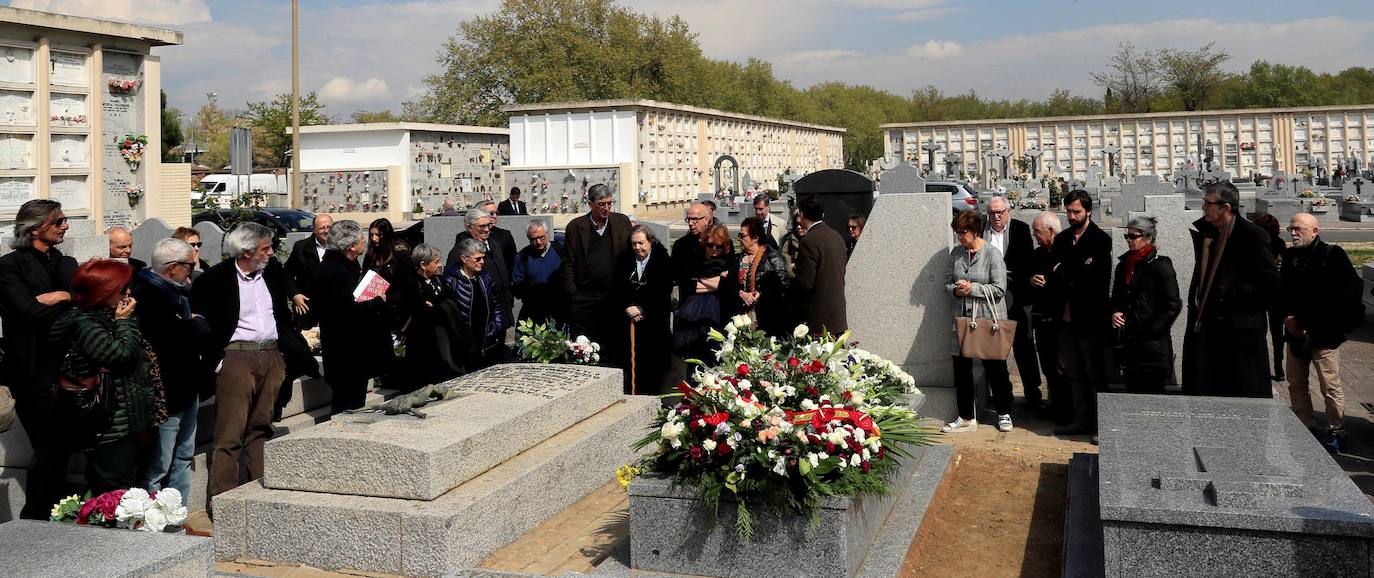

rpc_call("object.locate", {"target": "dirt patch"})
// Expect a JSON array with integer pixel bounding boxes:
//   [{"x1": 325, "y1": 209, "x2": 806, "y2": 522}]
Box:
[{"x1": 901, "y1": 415, "x2": 1098, "y2": 578}]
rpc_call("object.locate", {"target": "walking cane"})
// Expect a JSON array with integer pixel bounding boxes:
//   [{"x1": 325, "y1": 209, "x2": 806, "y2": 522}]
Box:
[{"x1": 629, "y1": 319, "x2": 638, "y2": 395}]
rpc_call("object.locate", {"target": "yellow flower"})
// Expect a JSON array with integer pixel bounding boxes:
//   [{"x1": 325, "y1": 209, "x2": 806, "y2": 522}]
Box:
[{"x1": 615, "y1": 464, "x2": 642, "y2": 489}]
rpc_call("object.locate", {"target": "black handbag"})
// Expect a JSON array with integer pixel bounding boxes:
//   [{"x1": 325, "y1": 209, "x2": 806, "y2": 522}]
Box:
[{"x1": 52, "y1": 347, "x2": 114, "y2": 426}]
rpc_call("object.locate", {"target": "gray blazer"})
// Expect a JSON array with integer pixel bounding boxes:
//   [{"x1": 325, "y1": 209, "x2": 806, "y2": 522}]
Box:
[{"x1": 946, "y1": 242, "x2": 1008, "y2": 356}]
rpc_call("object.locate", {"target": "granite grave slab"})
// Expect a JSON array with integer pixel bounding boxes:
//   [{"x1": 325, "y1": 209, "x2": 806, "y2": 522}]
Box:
[
  {"x1": 0, "y1": 519, "x2": 213, "y2": 577},
  {"x1": 262, "y1": 363, "x2": 621, "y2": 500},
  {"x1": 1096, "y1": 393, "x2": 1374, "y2": 577}
]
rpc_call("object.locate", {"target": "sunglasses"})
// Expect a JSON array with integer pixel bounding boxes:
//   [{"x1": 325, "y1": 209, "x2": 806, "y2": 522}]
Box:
[
  {"x1": 45, "y1": 217, "x2": 68, "y2": 228},
  {"x1": 1123, "y1": 233, "x2": 1144, "y2": 240},
  {"x1": 705, "y1": 243, "x2": 726, "y2": 250},
  {"x1": 187, "y1": 242, "x2": 203, "y2": 248},
  {"x1": 464, "y1": 255, "x2": 487, "y2": 261}
]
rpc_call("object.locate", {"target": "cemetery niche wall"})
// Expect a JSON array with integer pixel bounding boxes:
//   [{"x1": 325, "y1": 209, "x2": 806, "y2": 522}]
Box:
[
  {"x1": 407, "y1": 129, "x2": 507, "y2": 212},
  {"x1": 503, "y1": 166, "x2": 622, "y2": 214}
]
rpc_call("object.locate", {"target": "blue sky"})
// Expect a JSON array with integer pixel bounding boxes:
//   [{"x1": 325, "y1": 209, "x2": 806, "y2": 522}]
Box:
[{"x1": 9, "y1": 0, "x2": 1374, "y2": 120}]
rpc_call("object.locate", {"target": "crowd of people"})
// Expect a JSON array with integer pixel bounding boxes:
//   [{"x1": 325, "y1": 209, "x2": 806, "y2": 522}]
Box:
[
  {"x1": 942, "y1": 181, "x2": 1363, "y2": 452},
  {"x1": 0, "y1": 175, "x2": 1362, "y2": 522}
]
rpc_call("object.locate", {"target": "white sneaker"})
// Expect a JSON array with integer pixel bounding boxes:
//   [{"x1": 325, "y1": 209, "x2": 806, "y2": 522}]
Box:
[
  {"x1": 997, "y1": 414, "x2": 1013, "y2": 433},
  {"x1": 942, "y1": 417, "x2": 978, "y2": 433}
]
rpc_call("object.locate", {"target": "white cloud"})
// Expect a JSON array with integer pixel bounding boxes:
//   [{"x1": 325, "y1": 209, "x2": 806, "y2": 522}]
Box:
[
  {"x1": 776, "y1": 49, "x2": 865, "y2": 66},
  {"x1": 906, "y1": 40, "x2": 963, "y2": 60},
  {"x1": 10, "y1": 0, "x2": 210, "y2": 25},
  {"x1": 319, "y1": 77, "x2": 390, "y2": 103},
  {"x1": 890, "y1": 6, "x2": 962, "y2": 22}
]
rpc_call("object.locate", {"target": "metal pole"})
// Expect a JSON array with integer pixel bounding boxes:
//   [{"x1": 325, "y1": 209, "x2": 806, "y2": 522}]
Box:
[{"x1": 291, "y1": 0, "x2": 301, "y2": 210}]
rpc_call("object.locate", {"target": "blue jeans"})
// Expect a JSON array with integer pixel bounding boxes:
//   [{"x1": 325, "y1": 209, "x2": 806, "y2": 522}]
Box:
[{"x1": 141, "y1": 400, "x2": 198, "y2": 501}]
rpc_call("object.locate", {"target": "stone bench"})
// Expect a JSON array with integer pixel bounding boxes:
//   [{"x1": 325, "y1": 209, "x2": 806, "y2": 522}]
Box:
[{"x1": 0, "y1": 519, "x2": 213, "y2": 577}]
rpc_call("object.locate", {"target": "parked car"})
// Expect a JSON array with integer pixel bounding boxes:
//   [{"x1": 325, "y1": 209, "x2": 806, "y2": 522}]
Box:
[
  {"x1": 926, "y1": 180, "x2": 980, "y2": 214},
  {"x1": 192, "y1": 207, "x2": 315, "y2": 239}
]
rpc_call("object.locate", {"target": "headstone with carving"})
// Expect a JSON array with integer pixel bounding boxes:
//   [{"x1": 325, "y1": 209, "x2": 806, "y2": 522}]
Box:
[{"x1": 1083, "y1": 393, "x2": 1374, "y2": 577}]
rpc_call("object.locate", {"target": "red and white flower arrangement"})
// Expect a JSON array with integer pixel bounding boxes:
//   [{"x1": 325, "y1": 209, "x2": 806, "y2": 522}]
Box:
[
  {"x1": 116, "y1": 134, "x2": 147, "y2": 170},
  {"x1": 633, "y1": 316, "x2": 934, "y2": 540},
  {"x1": 50, "y1": 113, "x2": 87, "y2": 126},
  {"x1": 108, "y1": 78, "x2": 142, "y2": 95},
  {"x1": 50, "y1": 487, "x2": 188, "y2": 532}
]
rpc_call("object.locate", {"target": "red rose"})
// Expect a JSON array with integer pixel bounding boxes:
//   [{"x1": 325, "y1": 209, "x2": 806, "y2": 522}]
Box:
[
  {"x1": 76, "y1": 499, "x2": 98, "y2": 525},
  {"x1": 809, "y1": 360, "x2": 825, "y2": 373},
  {"x1": 717, "y1": 443, "x2": 732, "y2": 456},
  {"x1": 703, "y1": 412, "x2": 731, "y2": 427},
  {"x1": 689, "y1": 446, "x2": 703, "y2": 459},
  {"x1": 737, "y1": 364, "x2": 750, "y2": 376},
  {"x1": 788, "y1": 357, "x2": 800, "y2": 368}
]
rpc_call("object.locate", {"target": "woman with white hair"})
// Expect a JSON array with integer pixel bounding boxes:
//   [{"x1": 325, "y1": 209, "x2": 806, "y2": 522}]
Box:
[
  {"x1": 391, "y1": 243, "x2": 464, "y2": 390},
  {"x1": 313, "y1": 220, "x2": 391, "y2": 414},
  {"x1": 1110, "y1": 215, "x2": 1182, "y2": 393}
]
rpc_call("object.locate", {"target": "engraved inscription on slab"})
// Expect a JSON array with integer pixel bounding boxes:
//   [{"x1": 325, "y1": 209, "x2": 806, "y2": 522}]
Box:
[
  {"x1": 0, "y1": 90, "x2": 33, "y2": 125},
  {"x1": 0, "y1": 46, "x2": 34, "y2": 84},
  {"x1": 447, "y1": 365, "x2": 602, "y2": 399},
  {"x1": 49, "y1": 93, "x2": 86, "y2": 127},
  {"x1": 0, "y1": 133, "x2": 32, "y2": 169},
  {"x1": 49, "y1": 51, "x2": 86, "y2": 86},
  {"x1": 50, "y1": 175, "x2": 87, "y2": 210},
  {"x1": 50, "y1": 134, "x2": 87, "y2": 168},
  {"x1": 0, "y1": 177, "x2": 34, "y2": 207},
  {"x1": 1155, "y1": 446, "x2": 1302, "y2": 508}
]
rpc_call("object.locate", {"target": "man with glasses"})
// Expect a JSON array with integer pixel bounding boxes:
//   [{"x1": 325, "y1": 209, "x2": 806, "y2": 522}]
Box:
[
  {"x1": 1183, "y1": 181, "x2": 1279, "y2": 398},
  {"x1": 286, "y1": 213, "x2": 332, "y2": 321},
  {"x1": 132, "y1": 238, "x2": 210, "y2": 502},
  {"x1": 513, "y1": 220, "x2": 562, "y2": 325},
  {"x1": 672, "y1": 203, "x2": 713, "y2": 299},
  {"x1": 984, "y1": 196, "x2": 1042, "y2": 410},
  {"x1": 447, "y1": 208, "x2": 513, "y2": 313},
  {"x1": 558, "y1": 184, "x2": 631, "y2": 359},
  {"x1": 477, "y1": 199, "x2": 518, "y2": 276},
  {"x1": 0, "y1": 199, "x2": 76, "y2": 519},
  {"x1": 754, "y1": 195, "x2": 785, "y2": 247},
  {"x1": 1044, "y1": 190, "x2": 1111, "y2": 436},
  {"x1": 1279, "y1": 213, "x2": 1362, "y2": 452}
]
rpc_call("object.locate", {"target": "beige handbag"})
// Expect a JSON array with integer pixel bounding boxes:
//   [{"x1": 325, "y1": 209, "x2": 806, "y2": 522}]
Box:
[
  {"x1": 0, "y1": 385, "x2": 15, "y2": 433},
  {"x1": 955, "y1": 286, "x2": 1017, "y2": 360}
]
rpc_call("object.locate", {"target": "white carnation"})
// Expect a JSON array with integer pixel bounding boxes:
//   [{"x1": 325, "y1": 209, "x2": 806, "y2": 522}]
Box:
[{"x1": 793, "y1": 324, "x2": 809, "y2": 339}]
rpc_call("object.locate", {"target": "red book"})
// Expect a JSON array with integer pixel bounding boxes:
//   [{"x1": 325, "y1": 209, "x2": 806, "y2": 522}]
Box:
[{"x1": 353, "y1": 270, "x2": 390, "y2": 302}]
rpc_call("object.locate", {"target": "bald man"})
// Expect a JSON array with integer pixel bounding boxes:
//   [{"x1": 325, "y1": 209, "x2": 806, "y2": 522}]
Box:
[
  {"x1": 107, "y1": 226, "x2": 146, "y2": 272},
  {"x1": 1280, "y1": 212, "x2": 1362, "y2": 453}
]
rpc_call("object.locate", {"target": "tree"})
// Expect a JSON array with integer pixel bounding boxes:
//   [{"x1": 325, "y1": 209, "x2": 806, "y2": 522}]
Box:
[
  {"x1": 1157, "y1": 42, "x2": 1232, "y2": 111},
  {"x1": 406, "y1": 0, "x2": 705, "y2": 125},
  {"x1": 1091, "y1": 42, "x2": 1159, "y2": 113},
  {"x1": 242, "y1": 91, "x2": 331, "y2": 167},
  {"x1": 350, "y1": 109, "x2": 404, "y2": 123},
  {"x1": 191, "y1": 100, "x2": 234, "y2": 169},
  {"x1": 160, "y1": 90, "x2": 184, "y2": 163}
]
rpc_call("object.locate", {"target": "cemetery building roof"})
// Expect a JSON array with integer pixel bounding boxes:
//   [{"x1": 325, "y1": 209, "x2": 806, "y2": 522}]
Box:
[
  {"x1": 288, "y1": 122, "x2": 509, "y2": 136},
  {"x1": 880, "y1": 103, "x2": 1374, "y2": 129},
  {"x1": 503, "y1": 99, "x2": 846, "y2": 134},
  {"x1": 0, "y1": 6, "x2": 183, "y2": 46}
]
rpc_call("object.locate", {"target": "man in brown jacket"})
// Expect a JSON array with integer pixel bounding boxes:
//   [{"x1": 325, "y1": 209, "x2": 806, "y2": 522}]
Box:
[
  {"x1": 558, "y1": 183, "x2": 631, "y2": 360},
  {"x1": 794, "y1": 195, "x2": 848, "y2": 336}
]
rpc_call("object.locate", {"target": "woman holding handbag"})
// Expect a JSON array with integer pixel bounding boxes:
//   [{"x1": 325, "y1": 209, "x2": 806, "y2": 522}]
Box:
[
  {"x1": 50, "y1": 259, "x2": 163, "y2": 494},
  {"x1": 944, "y1": 211, "x2": 1015, "y2": 433}
]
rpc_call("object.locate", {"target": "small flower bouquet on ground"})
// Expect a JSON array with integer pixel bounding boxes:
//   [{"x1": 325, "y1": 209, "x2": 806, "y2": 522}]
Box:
[
  {"x1": 515, "y1": 319, "x2": 601, "y2": 365},
  {"x1": 51, "y1": 487, "x2": 188, "y2": 532},
  {"x1": 633, "y1": 317, "x2": 936, "y2": 541}
]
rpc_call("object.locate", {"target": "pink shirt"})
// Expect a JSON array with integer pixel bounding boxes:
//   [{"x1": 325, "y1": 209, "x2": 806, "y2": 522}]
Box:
[{"x1": 230, "y1": 264, "x2": 278, "y2": 342}]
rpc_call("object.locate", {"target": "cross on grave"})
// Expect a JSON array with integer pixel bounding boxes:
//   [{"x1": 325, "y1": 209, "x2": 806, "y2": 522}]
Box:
[
  {"x1": 1353, "y1": 177, "x2": 1365, "y2": 197},
  {"x1": 1155, "y1": 446, "x2": 1302, "y2": 508},
  {"x1": 991, "y1": 146, "x2": 1012, "y2": 180},
  {"x1": 942, "y1": 152, "x2": 961, "y2": 178},
  {"x1": 1024, "y1": 147, "x2": 1044, "y2": 179},
  {"x1": 921, "y1": 139, "x2": 942, "y2": 175},
  {"x1": 1127, "y1": 194, "x2": 1200, "y2": 383},
  {"x1": 1104, "y1": 144, "x2": 1122, "y2": 176}
]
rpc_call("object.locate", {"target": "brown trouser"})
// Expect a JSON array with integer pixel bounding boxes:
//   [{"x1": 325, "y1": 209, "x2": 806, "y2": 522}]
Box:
[
  {"x1": 209, "y1": 347, "x2": 286, "y2": 501},
  {"x1": 1286, "y1": 343, "x2": 1345, "y2": 429}
]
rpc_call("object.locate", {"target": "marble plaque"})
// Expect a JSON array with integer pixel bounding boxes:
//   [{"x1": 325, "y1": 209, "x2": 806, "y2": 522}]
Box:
[
  {"x1": 50, "y1": 134, "x2": 88, "y2": 168},
  {"x1": 50, "y1": 175, "x2": 88, "y2": 210},
  {"x1": 0, "y1": 46, "x2": 34, "y2": 84},
  {"x1": 0, "y1": 133, "x2": 32, "y2": 169},
  {"x1": 0, "y1": 90, "x2": 33, "y2": 125},
  {"x1": 49, "y1": 51, "x2": 86, "y2": 86},
  {"x1": 49, "y1": 93, "x2": 86, "y2": 127},
  {"x1": 0, "y1": 177, "x2": 34, "y2": 208}
]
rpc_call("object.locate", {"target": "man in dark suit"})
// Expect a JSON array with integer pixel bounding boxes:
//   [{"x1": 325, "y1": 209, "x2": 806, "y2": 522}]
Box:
[
  {"x1": 670, "y1": 202, "x2": 712, "y2": 298},
  {"x1": 1044, "y1": 190, "x2": 1112, "y2": 435},
  {"x1": 446, "y1": 208, "x2": 513, "y2": 312},
  {"x1": 191, "y1": 222, "x2": 316, "y2": 510},
  {"x1": 1183, "y1": 181, "x2": 1280, "y2": 398},
  {"x1": 497, "y1": 187, "x2": 528, "y2": 216},
  {"x1": 284, "y1": 213, "x2": 332, "y2": 322},
  {"x1": 478, "y1": 199, "x2": 518, "y2": 275},
  {"x1": 558, "y1": 183, "x2": 631, "y2": 357},
  {"x1": 984, "y1": 196, "x2": 1041, "y2": 408},
  {"x1": 794, "y1": 195, "x2": 847, "y2": 336},
  {"x1": 0, "y1": 199, "x2": 76, "y2": 519}
]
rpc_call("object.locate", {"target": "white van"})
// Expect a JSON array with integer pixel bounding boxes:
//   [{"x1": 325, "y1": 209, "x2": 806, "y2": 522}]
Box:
[{"x1": 194, "y1": 174, "x2": 288, "y2": 204}]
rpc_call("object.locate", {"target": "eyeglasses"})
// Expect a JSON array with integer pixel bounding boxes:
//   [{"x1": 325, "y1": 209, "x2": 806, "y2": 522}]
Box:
[
  {"x1": 464, "y1": 255, "x2": 487, "y2": 261},
  {"x1": 1286, "y1": 226, "x2": 1314, "y2": 233},
  {"x1": 45, "y1": 217, "x2": 68, "y2": 228},
  {"x1": 988, "y1": 208, "x2": 1010, "y2": 216},
  {"x1": 1203, "y1": 199, "x2": 1227, "y2": 207},
  {"x1": 474, "y1": 223, "x2": 493, "y2": 230},
  {"x1": 166, "y1": 260, "x2": 195, "y2": 269},
  {"x1": 528, "y1": 235, "x2": 546, "y2": 242},
  {"x1": 1123, "y1": 233, "x2": 1144, "y2": 240},
  {"x1": 685, "y1": 216, "x2": 707, "y2": 223},
  {"x1": 187, "y1": 242, "x2": 203, "y2": 248}
]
